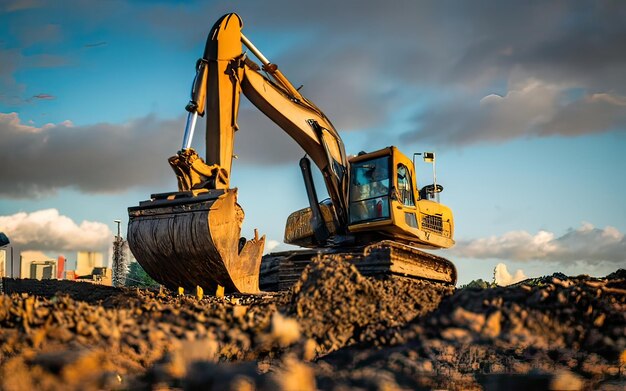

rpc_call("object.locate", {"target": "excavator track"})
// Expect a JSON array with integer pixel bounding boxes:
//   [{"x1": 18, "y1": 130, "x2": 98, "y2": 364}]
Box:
[{"x1": 260, "y1": 240, "x2": 457, "y2": 291}]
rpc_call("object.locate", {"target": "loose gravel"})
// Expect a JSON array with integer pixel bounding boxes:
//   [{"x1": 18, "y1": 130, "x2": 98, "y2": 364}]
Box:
[{"x1": 0, "y1": 258, "x2": 624, "y2": 390}]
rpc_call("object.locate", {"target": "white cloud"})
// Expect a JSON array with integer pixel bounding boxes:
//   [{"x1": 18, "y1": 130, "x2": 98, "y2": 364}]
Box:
[
  {"x1": 264, "y1": 239, "x2": 281, "y2": 254},
  {"x1": 494, "y1": 263, "x2": 527, "y2": 286},
  {"x1": 0, "y1": 209, "x2": 112, "y2": 252},
  {"x1": 590, "y1": 93, "x2": 626, "y2": 107},
  {"x1": 451, "y1": 223, "x2": 626, "y2": 265},
  {"x1": 261, "y1": 239, "x2": 304, "y2": 255}
]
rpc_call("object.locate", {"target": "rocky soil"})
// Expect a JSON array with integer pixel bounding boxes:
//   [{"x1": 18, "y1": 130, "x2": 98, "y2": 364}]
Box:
[{"x1": 0, "y1": 258, "x2": 624, "y2": 390}]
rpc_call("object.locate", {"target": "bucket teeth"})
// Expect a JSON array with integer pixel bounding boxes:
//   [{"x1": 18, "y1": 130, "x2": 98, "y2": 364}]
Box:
[{"x1": 128, "y1": 189, "x2": 265, "y2": 294}]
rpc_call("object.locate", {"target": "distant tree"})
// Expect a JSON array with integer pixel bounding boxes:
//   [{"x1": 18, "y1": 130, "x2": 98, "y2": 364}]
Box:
[
  {"x1": 125, "y1": 261, "x2": 160, "y2": 288},
  {"x1": 460, "y1": 279, "x2": 495, "y2": 289}
]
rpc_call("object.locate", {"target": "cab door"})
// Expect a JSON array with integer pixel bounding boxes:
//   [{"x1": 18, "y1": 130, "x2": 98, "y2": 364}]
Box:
[{"x1": 394, "y1": 161, "x2": 419, "y2": 231}]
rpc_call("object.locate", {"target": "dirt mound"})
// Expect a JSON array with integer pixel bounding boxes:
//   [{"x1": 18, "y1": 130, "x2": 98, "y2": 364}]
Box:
[
  {"x1": 0, "y1": 285, "x2": 295, "y2": 390},
  {"x1": 317, "y1": 269, "x2": 626, "y2": 390},
  {"x1": 427, "y1": 272, "x2": 625, "y2": 358},
  {"x1": 288, "y1": 255, "x2": 453, "y2": 353},
  {"x1": 1, "y1": 278, "x2": 124, "y2": 305},
  {"x1": 0, "y1": 268, "x2": 624, "y2": 390}
]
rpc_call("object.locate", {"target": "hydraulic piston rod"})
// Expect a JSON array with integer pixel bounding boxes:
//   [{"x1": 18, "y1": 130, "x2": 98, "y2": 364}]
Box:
[
  {"x1": 241, "y1": 33, "x2": 270, "y2": 66},
  {"x1": 241, "y1": 33, "x2": 303, "y2": 100},
  {"x1": 181, "y1": 58, "x2": 209, "y2": 150},
  {"x1": 182, "y1": 112, "x2": 198, "y2": 150}
]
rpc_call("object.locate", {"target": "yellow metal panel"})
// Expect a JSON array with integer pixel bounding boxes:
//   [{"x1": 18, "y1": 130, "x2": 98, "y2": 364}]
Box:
[{"x1": 205, "y1": 14, "x2": 244, "y2": 188}]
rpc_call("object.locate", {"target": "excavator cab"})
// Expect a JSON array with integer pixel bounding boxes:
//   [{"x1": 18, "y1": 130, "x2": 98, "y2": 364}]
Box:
[
  {"x1": 285, "y1": 147, "x2": 454, "y2": 250},
  {"x1": 346, "y1": 147, "x2": 454, "y2": 249}
]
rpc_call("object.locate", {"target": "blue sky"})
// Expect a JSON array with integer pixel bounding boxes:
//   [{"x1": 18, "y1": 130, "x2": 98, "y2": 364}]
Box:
[{"x1": 1, "y1": 0, "x2": 625, "y2": 284}]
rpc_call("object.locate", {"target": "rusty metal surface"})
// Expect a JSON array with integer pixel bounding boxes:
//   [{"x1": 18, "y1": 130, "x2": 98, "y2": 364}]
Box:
[{"x1": 128, "y1": 189, "x2": 265, "y2": 293}]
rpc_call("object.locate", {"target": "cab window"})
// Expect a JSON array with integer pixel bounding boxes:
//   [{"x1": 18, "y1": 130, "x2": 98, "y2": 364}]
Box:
[
  {"x1": 397, "y1": 163, "x2": 415, "y2": 207},
  {"x1": 349, "y1": 156, "x2": 390, "y2": 224}
]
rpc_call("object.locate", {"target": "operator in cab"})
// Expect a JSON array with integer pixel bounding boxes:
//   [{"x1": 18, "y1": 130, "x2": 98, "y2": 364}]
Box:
[{"x1": 350, "y1": 158, "x2": 390, "y2": 222}]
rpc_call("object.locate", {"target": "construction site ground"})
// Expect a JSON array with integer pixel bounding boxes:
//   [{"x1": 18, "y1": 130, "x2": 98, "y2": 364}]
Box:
[{"x1": 0, "y1": 258, "x2": 624, "y2": 390}]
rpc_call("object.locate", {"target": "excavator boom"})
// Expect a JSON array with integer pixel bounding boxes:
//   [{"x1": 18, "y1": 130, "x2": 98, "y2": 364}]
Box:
[{"x1": 128, "y1": 13, "x2": 349, "y2": 293}]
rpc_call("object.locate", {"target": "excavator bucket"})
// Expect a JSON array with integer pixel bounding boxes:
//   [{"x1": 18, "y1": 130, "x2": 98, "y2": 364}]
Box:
[{"x1": 127, "y1": 189, "x2": 265, "y2": 294}]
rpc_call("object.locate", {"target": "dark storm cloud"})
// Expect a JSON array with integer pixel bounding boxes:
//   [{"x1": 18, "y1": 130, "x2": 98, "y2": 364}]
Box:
[
  {"x1": 232, "y1": 105, "x2": 312, "y2": 165},
  {"x1": 3, "y1": 0, "x2": 624, "y2": 158},
  {"x1": 542, "y1": 94, "x2": 626, "y2": 136},
  {"x1": 134, "y1": 1, "x2": 626, "y2": 143},
  {"x1": 402, "y1": 81, "x2": 626, "y2": 146},
  {"x1": 0, "y1": 113, "x2": 181, "y2": 198},
  {"x1": 186, "y1": 105, "x2": 314, "y2": 166},
  {"x1": 0, "y1": 108, "x2": 312, "y2": 198}
]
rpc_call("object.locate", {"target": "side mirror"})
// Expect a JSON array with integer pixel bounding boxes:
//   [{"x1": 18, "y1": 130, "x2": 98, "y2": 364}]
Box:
[{"x1": 419, "y1": 184, "x2": 444, "y2": 200}]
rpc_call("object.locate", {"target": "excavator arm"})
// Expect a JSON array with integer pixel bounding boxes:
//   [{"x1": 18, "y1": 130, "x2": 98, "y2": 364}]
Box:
[
  {"x1": 171, "y1": 13, "x2": 350, "y2": 232},
  {"x1": 240, "y1": 59, "x2": 350, "y2": 231},
  {"x1": 129, "y1": 13, "x2": 350, "y2": 293}
]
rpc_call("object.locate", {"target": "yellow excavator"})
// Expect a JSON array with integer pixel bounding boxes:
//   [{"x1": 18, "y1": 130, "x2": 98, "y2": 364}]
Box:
[{"x1": 127, "y1": 13, "x2": 456, "y2": 294}]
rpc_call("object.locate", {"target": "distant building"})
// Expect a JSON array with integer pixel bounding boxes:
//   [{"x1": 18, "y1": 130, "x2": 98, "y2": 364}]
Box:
[
  {"x1": 76, "y1": 251, "x2": 103, "y2": 277},
  {"x1": 17, "y1": 252, "x2": 71, "y2": 280},
  {"x1": 57, "y1": 256, "x2": 66, "y2": 279},
  {"x1": 20, "y1": 251, "x2": 49, "y2": 278},
  {"x1": 91, "y1": 267, "x2": 112, "y2": 286},
  {"x1": 29, "y1": 260, "x2": 57, "y2": 280},
  {"x1": 0, "y1": 249, "x2": 5, "y2": 278},
  {"x1": 74, "y1": 267, "x2": 113, "y2": 286}
]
